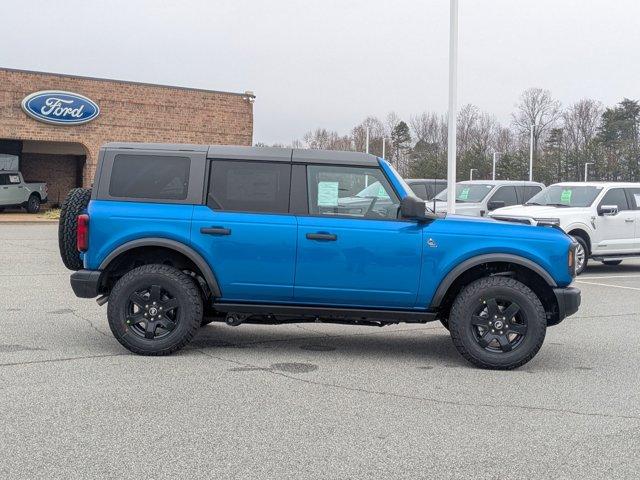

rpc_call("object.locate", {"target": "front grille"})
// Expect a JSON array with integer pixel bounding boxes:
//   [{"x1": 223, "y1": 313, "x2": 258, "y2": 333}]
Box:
[{"x1": 491, "y1": 216, "x2": 533, "y2": 225}]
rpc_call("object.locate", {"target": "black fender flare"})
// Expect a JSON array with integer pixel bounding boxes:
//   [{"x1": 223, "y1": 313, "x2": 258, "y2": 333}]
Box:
[
  {"x1": 98, "y1": 238, "x2": 221, "y2": 297},
  {"x1": 429, "y1": 253, "x2": 557, "y2": 308}
]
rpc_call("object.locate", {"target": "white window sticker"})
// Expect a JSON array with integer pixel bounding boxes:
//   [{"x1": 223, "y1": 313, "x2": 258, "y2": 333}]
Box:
[
  {"x1": 634, "y1": 193, "x2": 640, "y2": 207},
  {"x1": 317, "y1": 181, "x2": 339, "y2": 207},
  {"x1": 8, "y1": 175, "x2": 20, "y2": 184}
]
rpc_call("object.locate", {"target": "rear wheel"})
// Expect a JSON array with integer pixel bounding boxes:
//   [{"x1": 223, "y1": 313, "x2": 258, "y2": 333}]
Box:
[
  {"x1": 448, "y1": 276, "x2": 546, "y2": 370},
  {"x1": 602, "y1": 260, "x2": 622, "y2": 266},
  {"x1": 571, "y1": 235, "x2": 588, "y2": 275},
  {"x1": 58, "y1": 188, "x2": 92, "y2": 270},
  {"x1": 26, "y1": 194, "x2": 41, "y2": 213},
  {"x1": 107, "y1": 264, "x2": 203, "y2": 355}
]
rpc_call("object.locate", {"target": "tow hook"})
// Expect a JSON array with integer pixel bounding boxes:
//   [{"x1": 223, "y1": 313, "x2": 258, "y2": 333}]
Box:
[
  {"x1": 225, "y1": 312, "x2": 247, "y2": 326},
  {"x1": 96, "y1": 295, "x2": 109, "y2": 306}
]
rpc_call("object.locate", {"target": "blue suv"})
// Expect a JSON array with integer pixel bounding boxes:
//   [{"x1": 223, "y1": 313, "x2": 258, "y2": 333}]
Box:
[{"x1": 60, "y1": 143, "x2": 580, "y2": 369}]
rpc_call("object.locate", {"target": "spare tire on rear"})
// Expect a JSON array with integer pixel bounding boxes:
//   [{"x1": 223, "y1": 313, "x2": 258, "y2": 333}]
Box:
[{"x1": 58, "y1": 188, "x2": 92, "y2": 270}]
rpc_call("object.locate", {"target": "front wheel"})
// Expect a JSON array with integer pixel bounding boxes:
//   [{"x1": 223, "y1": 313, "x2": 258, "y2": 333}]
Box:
[
  {"x1": 107, "y1": 264, "x2": 203, "y2": 355},
  {"x1": 448, "y1": 276, "x2": 546, "y2": 370},
  {"x1": 571, "y1": 235, "x2": 588, "y2": 275}
]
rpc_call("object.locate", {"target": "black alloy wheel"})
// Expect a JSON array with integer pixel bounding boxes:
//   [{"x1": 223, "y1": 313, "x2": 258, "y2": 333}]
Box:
[
  {"x1": 107, "y1": 264, "x2": 203, "y2": 355},
  {"x1": 470, "y1": 297, "x2": 527, "y2": 353},
  {"x1": 126, "y1": 284, "x2": 180, "y2": 340},
  {"x1": 448, "y1": 276, "x2": 546, "y2": 369}
]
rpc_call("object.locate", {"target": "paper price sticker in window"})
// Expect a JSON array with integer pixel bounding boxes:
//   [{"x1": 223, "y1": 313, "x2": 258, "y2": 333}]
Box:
[
  {"x1": 560, "y1": 189, "x2": 572, "y2": 204},
  {"x1": 318, "y1": 181, "x2": 339, "y2": 206}
]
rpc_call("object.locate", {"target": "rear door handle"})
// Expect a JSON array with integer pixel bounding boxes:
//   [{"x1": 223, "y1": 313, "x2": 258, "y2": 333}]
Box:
[
  {"x1": 625, "y1": 218, "x2": 635, "y2": 223},
  {"x1": 200, "y1": 226, "x2": 231, "y2": 236},
  {"x1": 306, "y1": 232, "x2": 337, "y2": 241}
]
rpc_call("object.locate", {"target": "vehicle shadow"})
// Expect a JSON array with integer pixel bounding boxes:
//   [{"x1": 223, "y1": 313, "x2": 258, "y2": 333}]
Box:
[
  {"x1": 583, "y1": 261, "x2": 640, "y2": 275},
  {"x1": 190, "y1": 322, "x2": 469, "y2": 366}
]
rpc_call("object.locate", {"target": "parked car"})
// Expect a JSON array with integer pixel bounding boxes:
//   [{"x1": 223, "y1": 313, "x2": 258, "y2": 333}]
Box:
[
  {"x1": 59, "y1": 143, "x2": 580, "y2": 369},
  {"x1": 0, "y1": 171, "x2": 48, "y2": 213},
  {"x1": 432, "y1": 180, "x2": 544, "y2": 216},
  {"x1": 406, "y1": 179, "x2": 447, "y2": 201},
  {"x1": 490, "y1": 182, "x2": 640, "y2": 274}
]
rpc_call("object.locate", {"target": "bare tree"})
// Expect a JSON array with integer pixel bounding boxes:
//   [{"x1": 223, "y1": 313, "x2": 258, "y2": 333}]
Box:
[
  {"x1": 457, "y1": 104, "x2": 480, "y2": 155},
  {"x1": 512, "y1": 87, "x2": 562, "y2": 147},
  {"x1": 562, "y1": 99, "x2": 602, "y2": 151},
  {"x1": 302, "y1": 128, "x2": 352, "y2": 151},
  {"x1": 352, "y1": 116, "x2": 385, "y2": 154}
]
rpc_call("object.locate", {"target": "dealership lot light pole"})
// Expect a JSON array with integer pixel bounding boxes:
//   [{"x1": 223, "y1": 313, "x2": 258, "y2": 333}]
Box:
[
  {"x1": 492, "y1": 152, "x2": 501, "y2": 180},
  {"x1": 584, "y1": 162, "x2": 594, "y2": 181},
  {"x1": 470, "y1": 168, "x2": 477, "y2": 180},
  {"x1": 446, "y1": 0, "x2": 459, "y2": 214},
  {"x1": 529, "y1": 124, "x2": 538, "y2": 181}
]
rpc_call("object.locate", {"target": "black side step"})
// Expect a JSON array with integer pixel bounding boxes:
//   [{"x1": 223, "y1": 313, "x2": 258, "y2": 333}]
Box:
[{"x1": 212, "y1": 302, "x2": 437, "y2": 323}]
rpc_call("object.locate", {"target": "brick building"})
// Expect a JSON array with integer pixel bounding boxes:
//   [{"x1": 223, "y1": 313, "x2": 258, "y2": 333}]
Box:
[{"x1": 0, "y1": 68, "x2": 254, "y2": 205}]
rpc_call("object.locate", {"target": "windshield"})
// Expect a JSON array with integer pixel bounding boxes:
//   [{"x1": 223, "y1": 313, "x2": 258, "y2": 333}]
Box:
[
  {"x1": 526, "y1": 185, "x2": 602, "y2": 207},
  {"x1": 356, "y1": 181, "x2": 391, "y2": 199},
  {"x1": 434, "y1": 184, "x2": 494, "y2": 203}
]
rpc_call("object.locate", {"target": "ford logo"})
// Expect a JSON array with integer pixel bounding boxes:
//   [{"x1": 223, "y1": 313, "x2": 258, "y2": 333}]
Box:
[{"x1": 21, "y1": 90, "x2": 100, "y2": 126}]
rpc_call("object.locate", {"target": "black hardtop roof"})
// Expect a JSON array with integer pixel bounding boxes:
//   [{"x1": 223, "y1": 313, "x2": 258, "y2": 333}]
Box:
[{"x1": 102, "y1": 142, "x2": 379, "y2": 166}]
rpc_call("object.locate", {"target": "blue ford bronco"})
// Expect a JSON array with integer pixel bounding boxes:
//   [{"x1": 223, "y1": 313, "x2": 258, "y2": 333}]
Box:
[{"x1": 59, "y1": 142, "x2": 580, "y2": 369}]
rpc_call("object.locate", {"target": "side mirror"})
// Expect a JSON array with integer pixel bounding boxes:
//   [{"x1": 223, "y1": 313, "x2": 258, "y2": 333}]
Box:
[
  {"x1": 400, "y1": 196, "x2": 437, "y2": 222},
  {"x1": 598, "y1": 204, "x2": 618, "y2": 216},
  {"x1": 487, "y1": 200, "x2": 506, "y2": 211}
]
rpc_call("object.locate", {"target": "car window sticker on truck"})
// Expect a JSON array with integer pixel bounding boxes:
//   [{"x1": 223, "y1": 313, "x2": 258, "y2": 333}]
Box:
[
  {"x1": 560, "y1": 189, "x2": 572, "y2": 204},
  {"x1": 9, "y1": 175, "x2": 20, "y2": 184},
  {"x1": 458, "y1": 187, "x2": 470, "y2": 200},
  {"x1": 318, "y1": 181, "x2": 339, "y2": 206}
]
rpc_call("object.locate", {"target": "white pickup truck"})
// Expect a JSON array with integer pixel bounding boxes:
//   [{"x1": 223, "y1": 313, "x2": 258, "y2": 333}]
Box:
[
  {"x1": 0, "y1": 171, "x2": 48, "y2": 213},
  {"x1": 490, "y1": 182, "x2": 640, "y2": 274}
]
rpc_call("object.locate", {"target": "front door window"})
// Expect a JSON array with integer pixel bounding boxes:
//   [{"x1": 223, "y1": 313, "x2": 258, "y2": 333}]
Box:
[{"x1": 306, "y1": 165, "x2": 400, "y2": 220}]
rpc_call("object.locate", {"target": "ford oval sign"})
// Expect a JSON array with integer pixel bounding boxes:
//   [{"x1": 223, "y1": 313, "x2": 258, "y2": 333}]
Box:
[{"x1": 21, "y1": 90, "x2": 100, "y2": 125}]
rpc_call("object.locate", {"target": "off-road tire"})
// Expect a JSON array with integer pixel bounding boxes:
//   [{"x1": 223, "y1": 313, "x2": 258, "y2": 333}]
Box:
[
  {"x1": 571, "y1": 235, "x2": 589, "y2": 275},
  {"x1": 58, "y1": 188, "x2": 92, "y2": 270},
  {"x1": 602, "y1": 260, "x2": 622, "y2": 266},
  {"x1": 449, "y1": 276, "x2": 547, "y2": 370},
  {"x1": 26, "y1": 194, "x2": 41, "y2": 213},
  {"x1": 107, "y1": 264, "x2": 203, "y2": 355}
]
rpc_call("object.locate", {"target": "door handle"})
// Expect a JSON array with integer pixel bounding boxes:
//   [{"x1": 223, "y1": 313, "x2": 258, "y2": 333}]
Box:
[
  {"x1": 200, "y1": 226, "x2": 231, "y2": 236},
  {"x1": 625, "y1": 218, "x2": 634, "y2": 223},
  {"x1": 306, "y1": 232, "x2": 337, "y2": 241}
]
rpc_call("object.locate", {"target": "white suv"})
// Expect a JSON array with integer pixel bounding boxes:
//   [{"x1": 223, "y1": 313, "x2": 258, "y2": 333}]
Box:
[
  {"x1": 432, "y1": 180, "x2": 544, "y2": 217},
  {"x1": 490, "y1": 182, "x2": 640, "y2": 274}
]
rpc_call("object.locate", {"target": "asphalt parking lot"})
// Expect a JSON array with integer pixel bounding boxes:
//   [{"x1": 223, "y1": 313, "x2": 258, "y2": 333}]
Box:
[{"x1": 1, "y1": 223, "x2": 639, "y2": 479}]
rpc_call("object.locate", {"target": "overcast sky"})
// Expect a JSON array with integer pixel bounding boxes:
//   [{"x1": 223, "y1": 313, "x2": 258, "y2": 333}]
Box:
[{"x1": 2, "y1": 0, "x2": 639, "y2": 144}]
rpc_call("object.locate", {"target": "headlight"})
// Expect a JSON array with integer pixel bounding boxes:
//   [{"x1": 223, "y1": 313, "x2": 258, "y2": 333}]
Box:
[{"x1": 534, "y1": 217, "x2": 561, "y2": 226}]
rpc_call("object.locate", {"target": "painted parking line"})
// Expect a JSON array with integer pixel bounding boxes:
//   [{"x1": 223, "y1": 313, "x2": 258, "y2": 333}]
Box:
[
  {"x1": 581, "y1": 274, "x2": 640, "y2": 280},
  {"x1": 576, "y1": 280, "x2": 640, "y2": 291}
]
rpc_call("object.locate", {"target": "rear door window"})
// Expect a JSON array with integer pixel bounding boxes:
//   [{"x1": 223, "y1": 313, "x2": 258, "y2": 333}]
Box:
[
  {"x1": 207, "y1": 160, "x2": 291, "y2": 214},
  {"x1": 490, "y1": 186, "x2": 518, "y2": 206},
  {"x1": 517, "y1": 185, "x2": 542, "y2": 203},
  {"x1": 626, "y1": 188, "x2": 640, "y2": 210},
  {"x1": 109, "y1": 154, "x2": 190, "y2": 200}
]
